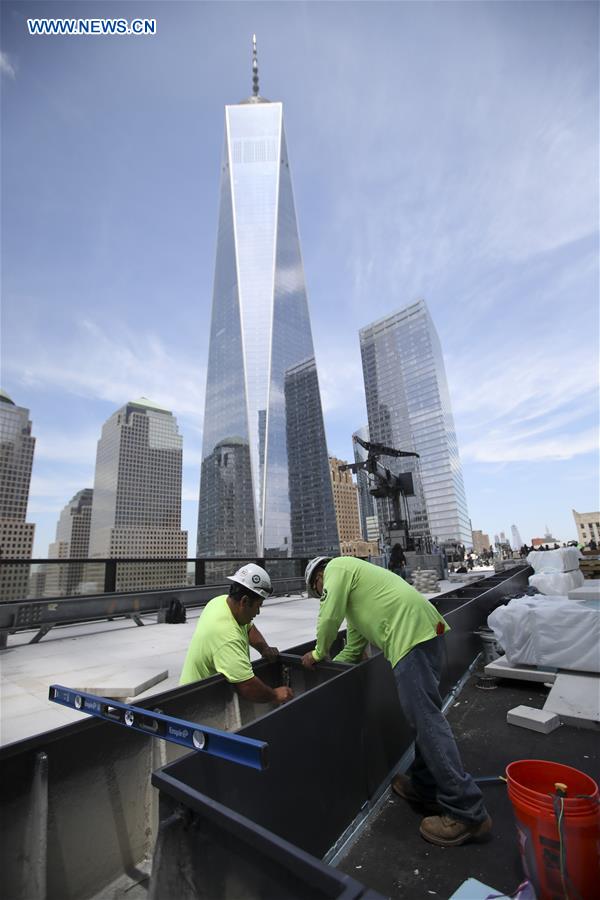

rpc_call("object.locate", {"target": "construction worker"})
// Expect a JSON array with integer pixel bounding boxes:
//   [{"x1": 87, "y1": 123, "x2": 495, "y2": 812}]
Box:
[
  {"x1": 301, "y1": 556, "x2": 492, "y2": 846},
  {"x1": 180, "y1": 564, "x2": 293, "y2": 705}
]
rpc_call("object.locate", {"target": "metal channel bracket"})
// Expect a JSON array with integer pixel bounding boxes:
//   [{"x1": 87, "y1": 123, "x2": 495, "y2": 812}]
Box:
[{"x1": 48, "y1": 684, "x2": 269, "y2": 771}]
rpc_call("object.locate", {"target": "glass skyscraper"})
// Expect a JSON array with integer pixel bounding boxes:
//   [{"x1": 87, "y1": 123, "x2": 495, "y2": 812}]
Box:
[
  {"x1": 0, "y1": 390, "x2": 36, "y2": 601},
  {"x1": 197, "y1": 52, "x2": 337, "y2": 560},
  {"x1": 359, "y1": 300, "x2": 471, "y2": 547}
]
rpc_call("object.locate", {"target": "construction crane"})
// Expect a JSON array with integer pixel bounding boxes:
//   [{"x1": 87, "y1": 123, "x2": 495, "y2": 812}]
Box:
[{"x1": 338, "y1": 435, "x2": 420, "y2": 550}]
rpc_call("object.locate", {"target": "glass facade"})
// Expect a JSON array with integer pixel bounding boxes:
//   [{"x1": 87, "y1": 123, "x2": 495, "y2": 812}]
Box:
[
  {"x1": 0, "y1": 391, "x2": 35, "y2": 601},
  {"x1": 352, "y1": 425, "x2": 376, "y2": 542},
  {"x1": 198, "y1": 99, "x2": 337, "y2": 558},
  {"x1": 359, "y1": 300, "x2": 471, "y2": 546}
]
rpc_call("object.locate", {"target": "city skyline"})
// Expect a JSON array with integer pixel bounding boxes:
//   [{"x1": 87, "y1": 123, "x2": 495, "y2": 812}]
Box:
[{"x1": 1, "y1": 2, "x2": 597, "y2": 557}]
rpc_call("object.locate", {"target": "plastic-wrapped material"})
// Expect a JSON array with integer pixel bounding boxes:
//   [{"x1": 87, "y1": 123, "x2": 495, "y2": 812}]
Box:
[
  {"x1": 529, "y1": 570, "x2": 584, "y2": 595},
  {"x1": 526, "y1": 547, "x2": 582, "y2": 574},
  {"x1": 487, "y1": 596, "x2": 600, "y2": 672}
]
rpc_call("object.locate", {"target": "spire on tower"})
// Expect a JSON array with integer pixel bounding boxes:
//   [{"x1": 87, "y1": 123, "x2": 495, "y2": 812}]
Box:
[{"x1": 252, "y1": 34, "x2": 259, "y2": 97}]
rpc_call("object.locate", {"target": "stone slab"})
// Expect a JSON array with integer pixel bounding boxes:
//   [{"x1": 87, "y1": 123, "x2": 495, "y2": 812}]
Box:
[
  {"x1": 544, "y1": 673, "x2": 600, "y2": 730},
  {"x1": 507, "y1": 705, "x2": 560, "y2": 733},
  {"x1": 568, "y1": 580, "x2": 600, "y2": 602},
  {"x1": 70, "y1": 667, "x2": 169, "y2": 698},
  {"x1": 484, "y1": 656, "x2": 557, "y2": 684}
]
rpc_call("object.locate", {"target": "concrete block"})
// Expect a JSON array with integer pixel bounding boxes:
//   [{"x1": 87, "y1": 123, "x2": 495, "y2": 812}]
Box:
[
  {"x1": 568, "y1": 580, "x2": 600, "y2": 602},
  {"x1": 544, "y1": 673, "x2": 600, "y2": 730},
  {"x1": 70, "y1": 668, "x2": 169, "y2": 699},
  {"x1": 484, "y1": 656, "x2": 557, "y2": 684},
  {"x1": 507, "y1": 705, "x2": 561, "y2": 733}
]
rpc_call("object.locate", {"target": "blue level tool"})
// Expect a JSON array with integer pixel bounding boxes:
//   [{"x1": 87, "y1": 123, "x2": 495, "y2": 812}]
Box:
[{"x1": 49, "y1": 684, "x2": 268, "y2": 771}]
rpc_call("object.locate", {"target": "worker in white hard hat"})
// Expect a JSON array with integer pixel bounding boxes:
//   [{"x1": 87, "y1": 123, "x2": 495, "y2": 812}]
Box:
[
  {"x1": 302, "y1": 556, "x2": 491, "y2": 848},
  {"x1": 179, "y1": 564, "x2": 294, "y2": 704}
]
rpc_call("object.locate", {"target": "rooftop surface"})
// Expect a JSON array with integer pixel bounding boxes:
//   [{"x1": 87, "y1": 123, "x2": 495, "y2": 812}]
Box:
[
  {"x1": 0, "y1": 590, "x2": 322, "y2": 746},
  {"x1": 337, "y1": 671, "x2": 600, "y2": 899},
  {"x1": 0, "y1": 577, "x2": 472, "y2": 747}
]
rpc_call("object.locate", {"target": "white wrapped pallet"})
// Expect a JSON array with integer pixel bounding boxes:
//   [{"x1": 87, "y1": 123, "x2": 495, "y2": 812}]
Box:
[
  {"x1": 526, "y1": 547, "x2": 582, "y2": 574},
  {"x1": 487, "y1": 595, "x2": 600, "y2": 672},
  {"x1": 529, "y1": 570, "x2": 585, "y2": 595}
]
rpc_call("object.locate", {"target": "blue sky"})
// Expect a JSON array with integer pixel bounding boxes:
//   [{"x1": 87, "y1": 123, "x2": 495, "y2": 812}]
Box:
[{"x1": 1, "y1": 0, "x2": 598, "y2": 556}]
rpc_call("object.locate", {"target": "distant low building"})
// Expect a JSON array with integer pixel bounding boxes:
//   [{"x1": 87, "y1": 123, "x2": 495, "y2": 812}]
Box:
[
  {"x1": 572, "y1": 509, "x2": 600, "y2": 546},
  {"x1": 340, "y1": 539, "x2": 379, "y2": 558}
]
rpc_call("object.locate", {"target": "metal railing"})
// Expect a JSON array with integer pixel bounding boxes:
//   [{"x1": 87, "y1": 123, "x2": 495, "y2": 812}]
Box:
[{"x1": 0, "y1": 555, "x2": 314, "y2": 646}]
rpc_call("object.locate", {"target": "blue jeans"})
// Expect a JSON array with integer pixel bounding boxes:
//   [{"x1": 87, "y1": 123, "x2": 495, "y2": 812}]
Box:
[{"x1": 393, "y1": 636, "x2": 488, "y2": 824}]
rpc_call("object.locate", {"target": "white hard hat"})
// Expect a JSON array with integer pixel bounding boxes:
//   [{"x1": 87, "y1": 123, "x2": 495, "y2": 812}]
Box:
[
  {"x1": 304, "y1": 557, "x2": 331, "y2": 597},
  {"x1": 227, "y1": 564, "x2": 272, "y2": 600}
]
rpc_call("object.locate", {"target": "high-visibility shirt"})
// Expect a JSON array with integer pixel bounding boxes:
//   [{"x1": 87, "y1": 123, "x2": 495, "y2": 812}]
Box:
[
  {"x1": 312, "y1": 556, "x2": 449, "y2": 666},
  {"x1": 179, "y1": 595, "x2": 254, "y2": 685}
]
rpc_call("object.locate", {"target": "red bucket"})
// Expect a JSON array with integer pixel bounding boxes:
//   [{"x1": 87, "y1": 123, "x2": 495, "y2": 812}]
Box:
[{"x1": 506, "y1": 760, "x2": 600, "y2": 900}]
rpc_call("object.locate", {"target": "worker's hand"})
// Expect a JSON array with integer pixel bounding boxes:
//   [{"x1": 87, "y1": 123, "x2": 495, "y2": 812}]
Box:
[
  {"x1": 301, "y1": 651, "x2": 317, "y2": 669},
  {"x1": 261, "y1": 646, "x2": 279, "y2": 664},
  {"x1": 273, "y1": 686, "x2": 293, "y2": 704}
]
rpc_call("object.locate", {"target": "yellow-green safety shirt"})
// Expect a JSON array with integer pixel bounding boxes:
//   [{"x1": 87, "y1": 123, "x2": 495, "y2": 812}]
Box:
[
  {"x1": 179, "y1": 595, "x2": 254, "y2": 685},
  {"x1": 312, "y1": 556, "x2": 450, "y2": 667}
]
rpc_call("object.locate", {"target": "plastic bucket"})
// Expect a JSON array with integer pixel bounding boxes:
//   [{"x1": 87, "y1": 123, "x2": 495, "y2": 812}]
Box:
[{"x1": 506, "y1": 760, "x2": 600, "y2": 899}]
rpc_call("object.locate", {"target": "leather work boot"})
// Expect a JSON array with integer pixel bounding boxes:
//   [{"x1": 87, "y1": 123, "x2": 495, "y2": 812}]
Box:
[
  {"x1": 391, "y1": 775, "x2": 442, "y2": 814},
  {"x1": 419, "y1": 813, "x2": 493, "y2": 846}
]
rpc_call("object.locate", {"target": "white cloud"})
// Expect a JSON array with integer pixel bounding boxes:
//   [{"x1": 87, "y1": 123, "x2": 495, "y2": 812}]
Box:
[
  {"x1": 34, "y1": 429, "x2": 99, "y2": 464},
  {"x1": 0, "y1": 52, "x2": 16, "y2": 79},
  {"x1": 461, "y1": 427, "x2": 598, "y2": 463},
  {"x1": 8, "y1": 319, "x2": 205, "y2": 425}
]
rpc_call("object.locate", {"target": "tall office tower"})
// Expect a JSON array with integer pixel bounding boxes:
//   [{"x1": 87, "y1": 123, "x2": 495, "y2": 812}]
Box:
[
  {"x1": 329, "y1": 457, "x2": 362, "y2": 543},
  {"x1": 88, "y1": 398, "x2": 187, "y2": 592},
  {"x1": 472, "y1": 529, "x2": 491, "y2": 556},
  {"x1": 44, "y1": 489, "x2": 93, "y2": 597},
  {"x1": 359, "y1": 299, "x2": 471, "y2": 548},
  {"x1": 353, "y1": 426, "x2": 378, "y2": 542},
  {"x1": 510, "y1": 524, "x2": 523, "y2": 551},
  {"x1": 0, "y1": 390, "x2": 36, "y2": 601},
  {"x1": 197, "y1": 40, "x2": 337, "y2": 561}
]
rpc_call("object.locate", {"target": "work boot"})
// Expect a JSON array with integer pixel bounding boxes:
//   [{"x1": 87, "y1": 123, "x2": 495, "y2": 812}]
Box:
[
  {"x1": 419, "y1": 813, "x2": 493, "y2": 846},
  {"x1": 391, "y1": 774, "x2": 442, "y2": 814}
]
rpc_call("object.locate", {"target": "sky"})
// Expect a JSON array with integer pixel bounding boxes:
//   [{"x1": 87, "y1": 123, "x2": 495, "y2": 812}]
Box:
[{"x1": 1, "y1": 0, "x2": 598, "y2": 557}]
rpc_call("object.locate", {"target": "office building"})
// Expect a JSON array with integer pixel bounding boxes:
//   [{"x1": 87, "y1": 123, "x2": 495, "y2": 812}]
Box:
[
  {"x1": 88, "y1": 398, "x2": 187, "y2": 591},
  {"x1": 329, "y1": 457, "x2": 362, "y2": 542},
  {"x1": 0, "y1": 390, "x2": 36, "y2": 601},
  {"x1": 44, "y1": 489, "x2": 93, "y2": 597},
  {"x1": 353, "y1": 426, "x2": 378, "y2": 542},
  {"x1": 511, "y1": 524, "x2": 523, "y2": 551},
  {"x1": 197, "y1": 41, "x2": 337, "y2": 560},
  {"x1": 359, "y1": 299, "x2": 471, "y2": 548},
  {"x1": 572, "y1": 509, "x2": 600, "y2": 546},
  {"x1": 472, "y1": 529, "x2": 491, "y2": 556}
]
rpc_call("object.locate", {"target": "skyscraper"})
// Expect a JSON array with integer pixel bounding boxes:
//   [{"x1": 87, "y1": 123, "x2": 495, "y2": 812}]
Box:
[
  {"x1": 44, "y1": 489, "x2": 93, "y2": 597},
  {"x1": 0, "y1": 390, "x2": 36, "y2": 601},
  {"x1": 510, "y1": 524, "x2": 523, "y2": 551},
  {"x1": 328, "y1": 457, "x2": 362, "y2": 544},
  {"x1": 353, "y1": 425, "x2": 377, "y2": 542},
  {"x1": 359, "y1": 299, "x2": 471, "y2": 547},
  {"x1": 197, "y1": 40, "x2": 337, "y2": 560},
  {"x1": 88, "y1": 398, "x2": 187, "y2": 591}
]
